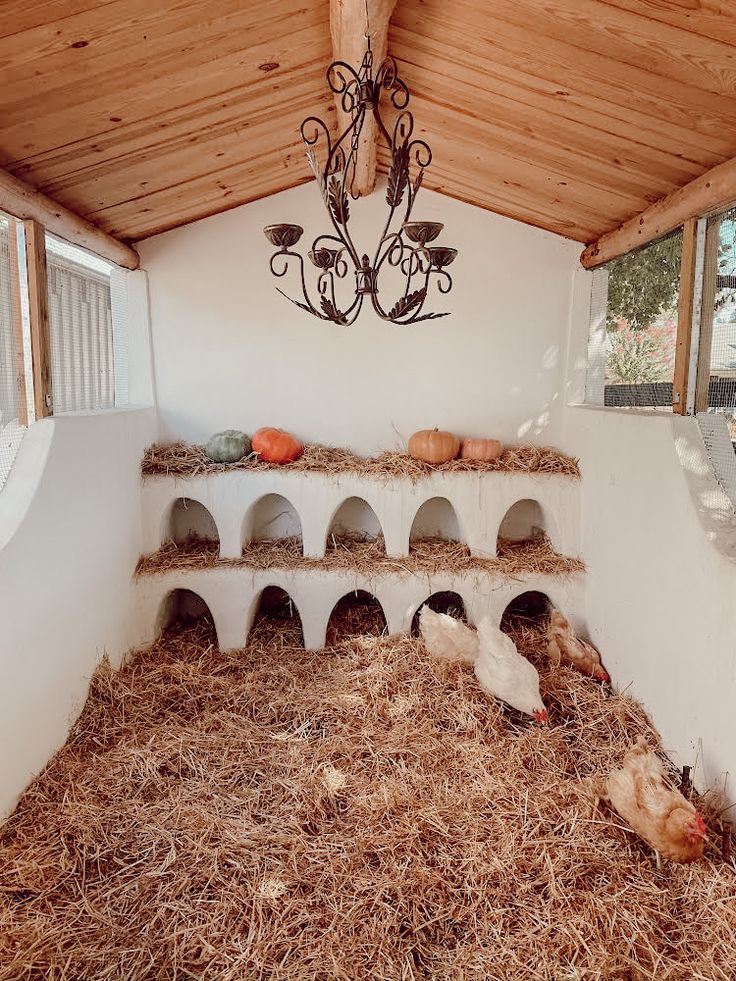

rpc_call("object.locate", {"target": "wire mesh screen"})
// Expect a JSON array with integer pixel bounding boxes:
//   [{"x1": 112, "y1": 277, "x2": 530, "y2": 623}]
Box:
[
  {"x1": 693, "y1": 207, "x2": 736, "y2": 508},
  {"x1": 0, "y1": 214, "x2": 33, "y2": 492},
  {"x1": 699, "y1": 209, "x2": 736, "y2": 430},
  {"x1": 46, "y1": 234, "x2": 128, "y2": 414},
  {"x1": 586, "y1": 230, "x2": 682, "y2": 409}
]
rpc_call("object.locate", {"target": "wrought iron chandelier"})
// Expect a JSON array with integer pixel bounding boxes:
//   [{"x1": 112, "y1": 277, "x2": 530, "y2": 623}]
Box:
[{"x1": 263, "y1": 37, "x2": 457, "y2": 325}]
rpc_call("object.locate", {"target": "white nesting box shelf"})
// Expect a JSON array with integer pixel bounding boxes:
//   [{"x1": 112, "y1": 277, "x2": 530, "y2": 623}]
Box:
[
  {"x1": 136, "y1": 466, "x2": 584, "y2": 651},
  {"x1": 141, "y1": 468, "x2": 581, "y2": 559},
  {"x1": 135, "y1": 566, "x2": 585, "y2": 652}
]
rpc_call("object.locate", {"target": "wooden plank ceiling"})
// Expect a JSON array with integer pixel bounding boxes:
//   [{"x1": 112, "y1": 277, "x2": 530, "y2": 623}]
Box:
[{"x1": 3, "y1": 0, "x2": 736, "y2": 244}]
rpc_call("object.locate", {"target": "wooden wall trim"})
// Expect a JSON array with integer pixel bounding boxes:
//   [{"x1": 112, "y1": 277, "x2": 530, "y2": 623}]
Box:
[
  {"x1": 672, "y1": 218, "x2": 697, "y2": 415},
  {"x1": 24, "y1": 220, "x2": 53, "y2": 419},
  {"x1": 694, "y1": 218, "x2": 721, "y2": 414},
  {"x1": 580, "y1": 154, "x2": 736, "y2": 270},
  {"x1": 1, "y1": 169, "x2": 139, "y2": 271}
]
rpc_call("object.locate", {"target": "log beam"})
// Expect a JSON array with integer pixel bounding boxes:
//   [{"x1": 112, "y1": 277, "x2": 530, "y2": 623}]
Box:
[
  {"x1": 581, "y1": 154, "x2": 736, "y2": 270},
  {"x1": 0, "y1": 168, "x2": 139, "y2": 270},
  {"x1": 330, "y1": 0, "x2": 397, "y2": 197}
]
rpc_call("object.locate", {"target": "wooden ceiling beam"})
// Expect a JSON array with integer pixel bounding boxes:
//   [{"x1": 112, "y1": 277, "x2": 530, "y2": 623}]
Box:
[
  {"x1": 0, "y1": 167, "x2": 139, "y2": 269},
  {"x1": 329, "y1": 0, "x2": 397, "y2": 197},
  {"x1": 581, "y1": 153, "x2": 736, "y2": 269}
]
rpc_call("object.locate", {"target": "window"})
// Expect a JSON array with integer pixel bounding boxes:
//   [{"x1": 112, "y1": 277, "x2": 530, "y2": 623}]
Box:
[
  {"x1": 585, "y1": 230, "x2": 682, "y2": 410},
  {"x1": 0, "y1": 218, "x2": 131, "y2": 494},
  {"x1": 45, "y1": 234, "x2": 128, "y2": 414}
]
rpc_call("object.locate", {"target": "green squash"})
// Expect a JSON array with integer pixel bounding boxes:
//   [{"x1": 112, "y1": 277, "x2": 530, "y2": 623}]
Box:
[{"x1": 204, "y1": 430, "x2": 251, "y2": 463}]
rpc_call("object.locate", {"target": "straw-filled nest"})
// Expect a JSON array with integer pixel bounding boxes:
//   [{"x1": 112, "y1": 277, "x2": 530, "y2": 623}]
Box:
[
  {"x1": 141, "y1": 440, "x2": 581, "y2": 480},
  {"x1": 1, "y1": 605, "x2": 734, "y2": 980},
  {"x1": 135, "y1": 532, "x2": 586, "y2": 580}
]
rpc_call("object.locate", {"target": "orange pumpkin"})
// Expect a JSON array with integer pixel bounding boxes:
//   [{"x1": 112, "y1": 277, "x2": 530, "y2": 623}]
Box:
[
  {"x1": 252, "y1": 427, "x2": 303, "y2": 464},
  {"x1": 460, "y1": 438, "x2": 503, "y2": 462},
  {"x1": 408, "y1": 428, "x2": 460, "y2": 464}
]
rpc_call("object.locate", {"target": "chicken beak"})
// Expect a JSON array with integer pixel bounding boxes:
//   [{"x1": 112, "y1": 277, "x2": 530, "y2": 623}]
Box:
[{"x1": 533, "y1": 709, "x2": 549, "y2": 725}]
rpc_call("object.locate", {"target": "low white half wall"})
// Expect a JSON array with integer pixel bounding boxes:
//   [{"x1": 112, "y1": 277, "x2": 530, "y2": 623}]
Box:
[
  {"x1": 565, "y1": 406, "x2": 736, "y2": 797},
  {"x1": 0, "y1": 409, "x2": 156, "y2": 819}
]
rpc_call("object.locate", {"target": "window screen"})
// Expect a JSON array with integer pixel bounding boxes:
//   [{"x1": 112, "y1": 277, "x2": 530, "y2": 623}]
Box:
[{"x1": 46, "y1": 234, "x2": 128, "y2": 414}]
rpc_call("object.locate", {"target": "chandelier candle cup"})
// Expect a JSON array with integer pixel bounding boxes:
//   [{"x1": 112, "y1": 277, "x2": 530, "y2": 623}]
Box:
[
  {"x1": 308, "y1": 248, "x2": 337, "y2": 269},
  {"x1": 428, "y1": 247, "x2": 458, "y2": 270},
  {"x1": 402, "y1": 222, "x2": 444, "y2": 246},
  {"x1": 261, "y1": 33, "x2": 457, "y2": 326},
  {"x1": 263, "y1": 224, "x2": 304, "y2": 250}
]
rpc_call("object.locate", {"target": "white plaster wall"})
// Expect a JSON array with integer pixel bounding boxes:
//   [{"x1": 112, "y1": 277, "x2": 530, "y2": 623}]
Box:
[
  {"x1": 138, "y1": 182, "x2": 581, "y2": 454},
  {"x1": 564, "y1": 406, "x2": 736, "y2": 797},
  {"x1": 0, "y1": 410, "x2": 156, "y2": 819}
]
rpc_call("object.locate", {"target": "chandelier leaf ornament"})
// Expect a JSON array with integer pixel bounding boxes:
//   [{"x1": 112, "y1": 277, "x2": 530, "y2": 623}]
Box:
[{"x1": 263, "y1": 33, "x2": 457, "y2": 326}]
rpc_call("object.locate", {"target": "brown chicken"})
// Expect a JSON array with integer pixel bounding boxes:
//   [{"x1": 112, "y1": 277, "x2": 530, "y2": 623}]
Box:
[
  {"x1": 547, "y1": 610, "x2": 609, "y2": 682},
  {"x1": 605, "y1": 737, "x2": 707, "y2": 863}
]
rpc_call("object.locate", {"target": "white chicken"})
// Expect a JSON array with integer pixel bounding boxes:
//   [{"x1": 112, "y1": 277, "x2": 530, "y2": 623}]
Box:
[
  {"x1": 475, "y1": 616, "x2": 548, "y2": 723},
  {"x1": 547, "y1": 610, "x2": 609, "y2": 682},
  {"x1": 418, "y1": 606, "x2": 479, "y2": 664}
]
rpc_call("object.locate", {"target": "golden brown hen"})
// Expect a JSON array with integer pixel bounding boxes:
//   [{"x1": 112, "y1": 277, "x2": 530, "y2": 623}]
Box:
[
  {"x1": 547, "y1": 610, "x2": 609, "y2": 682},
  {"x1": 605, "y1": 737, "x2": 707, "y2": 863}
]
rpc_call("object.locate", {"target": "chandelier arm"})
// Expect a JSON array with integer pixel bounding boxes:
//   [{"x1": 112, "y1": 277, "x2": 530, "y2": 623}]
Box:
[
  {"x1": 322, "y1": 200, "x2": 359, "y2": 271},
  {"x1": 368, "y1": 289, "x2": 390, "y2": 322},
  {"x1": 312, "y1": 110, "x2": 365, "y2": 270},
  {"x1": 326, "y1": 104, "x2": 363, "y2": 178},
  {"x1": 342, "y1": 289, "x2": 365, "y2": 322},
  {"x1": 375, "y1": 58, "x2": 410, "y2": 112},
  {"x1": 433, "y1": 269, "x2": 453, "y2": 295},
  {"x1": 311, "y1": 233, "x2": 345, "y2": 250},
  {"x1": 317, "y1": 270, "x2": 336, "y2": 308},
  {"x1": 326, "y1": 60, "x2": 364, "y2": 102},
  {"x1": 372, "y1": 204, "x2": 401, "y2": 270},
  {"x1": 301, "y1": 115, "x2": 334, "y2": 184},
  {"x1": 344, "y1": 294, "x2": 365, "y2": 325},
  {"x1": 372, "y1": 101, "x2": 394, "y2": 152},
  {"x1": 270, "y1": 250, "x2": 327, "y2": 320},
  {"x1": 336, "y1": 108, "x2": 369, "y2": 255},
  {"x1": 374, "y1": 232, "x2": 411, "y2": 283}
]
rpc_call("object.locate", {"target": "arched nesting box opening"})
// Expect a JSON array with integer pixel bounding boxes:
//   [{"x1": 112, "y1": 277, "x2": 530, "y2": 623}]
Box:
[
  {"x1": 496, "y1": 499, "x2": 557, "y2": 567},
  {"x1": 166, "y1": 498, "x2": 219, "y2": 548},
  {"x1": 156, "y1": 588, "x2": 217, "y2": 644},
  {"x1": 498, "y1": 499, "x2": 546, "y2": 543},
  {"x1": 411, "y1": 591, "x2": 467, "y2": 636},
  {"x1": 499, "y1": 590, "x2": 552, "y2": 661},
  {"x1": 248, "y1": 586, "x2": 304, "y2": 648},
  {"x1": 325, "y1": 497, "x2": 385, "y2": 560},
  {"x1": 326, "y1": 590, "x2": 388, "y2": 645},
  {"x1": 243, "y1": 494, "x2": 303, "y2": 560},
  {"x1": 409, "y1": 497, "x2": 464, "y2": 555}
]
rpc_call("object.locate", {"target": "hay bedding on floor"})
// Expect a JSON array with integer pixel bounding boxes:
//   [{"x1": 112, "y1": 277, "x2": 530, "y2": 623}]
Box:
[
  {"x1": 141, "y1": 441, "x2": 581, "y2": 480},
  {"x1": 136, "y1": 533, "x2": 585, "y2": 580},
  {"x1": 1, "y1": 614, "x2": 735, "y2": 980}
]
